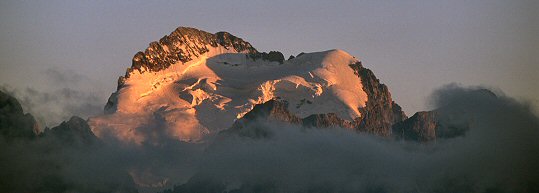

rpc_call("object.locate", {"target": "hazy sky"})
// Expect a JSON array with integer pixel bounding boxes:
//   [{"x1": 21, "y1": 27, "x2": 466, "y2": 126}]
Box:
[{"x1": 1, "y1": 0, "x2": 537, "y2": 118}]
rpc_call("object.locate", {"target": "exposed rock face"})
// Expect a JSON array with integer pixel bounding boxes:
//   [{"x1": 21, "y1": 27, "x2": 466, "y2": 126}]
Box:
[
  {"x1": 230, "y1": 96, "x2": 400, "y2": 137},
  {"x1": 390, "y1": 89, "x2": 494, "y2": 142},
  {"x1": 249, "y1": 50, "x2": 285, "y2": 64},
  {"x1": 128, "y1": 27, "x2": 257, "y2": 75},
  {"x1": 392, "y1": 111, "x2": 438, "y2": 142},
  {"x1": 350, "y1": 62, "x2": 407, "y2": 136},
  {"x1": 229, "y1": 99, "x2": 355, "y2": 130},
  {"x1": 40, "y1": 116, "x2": 98, "y2": 145},
  {"x1": 0, "y1": 90, "x2": 38, "y2": 140},
  {"x1": 302, "y1": 113, "x2": 356, "y2": 129},
  {"x1": 0, "y1": 91, "x2": 98, "y2": 143},
  {"x1": 233, "y1": 100, "x2": 301, "y2": 126},
  {"x1": 392, "y1": 108, "x2": 472, "y2": 142}
]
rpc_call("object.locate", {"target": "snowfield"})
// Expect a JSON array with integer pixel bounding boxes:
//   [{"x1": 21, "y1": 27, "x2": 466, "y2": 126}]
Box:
[{"x1": 89, "y1": 45, "x2": 368, "y2": 144}]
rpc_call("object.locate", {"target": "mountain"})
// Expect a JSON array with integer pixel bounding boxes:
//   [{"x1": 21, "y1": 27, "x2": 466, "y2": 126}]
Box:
[
  {"x1": 391, "y1": 89, "x2": 496, "y2": 142},
  {"x1": 0, "y1": 90, "x2": 39, "y2": 140},
  {"x1": 88, "y1": 27, "x2": 409, "y2": 144},
  {"x1": 3, "y1": 26, "x2": 525, "y2": 193},
  {"x1": 0, "y1": 91, "x2": 138, "y2": 193}
]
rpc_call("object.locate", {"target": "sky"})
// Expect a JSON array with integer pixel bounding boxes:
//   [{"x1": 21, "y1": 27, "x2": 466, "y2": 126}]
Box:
[{"x1": 1, "y1": 0, "x2": 538, "y2": 124}]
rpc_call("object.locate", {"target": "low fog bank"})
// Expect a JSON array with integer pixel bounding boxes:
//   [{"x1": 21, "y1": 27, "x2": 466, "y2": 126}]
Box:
[
  {"x1": 170, "y1": 85, "x2": 539, "y2": 193},
  {"x1": 0, "y1": 115, "x2": 206, "y2": 193},
  {"x1": 0, "y1": 67, "x2": 109, "y2": 128},
  {"x1": 0, "y1": 90, "x2": 203, "y2": 193},
  {"x1": 1, "y1": 85, "x2": 538, "y2": 193}
]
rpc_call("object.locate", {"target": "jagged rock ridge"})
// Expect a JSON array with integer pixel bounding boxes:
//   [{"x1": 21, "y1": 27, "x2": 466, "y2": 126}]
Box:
[
  {"x1": 128, "y1": 27, "x2": 257, "y2": 74},
  {"x1": 118, "y1": 27, "x2": 285, "y2": 89},
  {"x1": 350, "y1": 61, "x2": 407, "y2": 136}
]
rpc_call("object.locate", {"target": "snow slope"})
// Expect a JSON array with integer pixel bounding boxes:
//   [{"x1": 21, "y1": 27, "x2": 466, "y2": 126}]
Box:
[{"x1": 89, "y1": 46, "x2": 368, "y2": 144}]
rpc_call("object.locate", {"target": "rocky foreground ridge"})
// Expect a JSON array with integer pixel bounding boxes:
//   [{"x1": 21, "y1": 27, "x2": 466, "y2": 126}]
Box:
[{"x1": 0, "y1": 91, "x2": 137, "y2": 193}]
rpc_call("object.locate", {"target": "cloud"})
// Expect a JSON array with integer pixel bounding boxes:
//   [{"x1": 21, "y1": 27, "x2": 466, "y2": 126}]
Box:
[
  {"x1": 169, "y1": 85, "x2": 539, "y2": 193},
  {"x1": 44, "y1": 67, "x2": 87, "y2": 86},
  {"x1": 1, "y1": 85, "x2": 538, "y2": 193},
  {"x1": 0, "y1": 115, "x2": 138, "y2": 193},
  {"x1": 15, "y1": 87, "x2": 102, "y2": 127},
  {"x1": 1, "y1": 67, "x2": 106, "y2": 127}
]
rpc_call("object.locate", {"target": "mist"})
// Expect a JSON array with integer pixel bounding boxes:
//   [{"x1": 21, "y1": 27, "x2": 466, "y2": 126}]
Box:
[
  {"x1": 170, "y1": 85, "x2": 539, "y2": 192},
  {"x1": 1, "y1": 85, "x2": 538, "y2": 193},
  {"x1": 1, "y1": 67, "x2": 107, "y2": 128}
]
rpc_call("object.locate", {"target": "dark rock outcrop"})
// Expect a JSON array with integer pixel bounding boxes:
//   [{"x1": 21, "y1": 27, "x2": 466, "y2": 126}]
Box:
[
  {"x1": 227, "y1": 100, "x2": 356, "y2": 138},
  {"x1": 392, "y1": 111, "x2": 439, "y2": 142},
  {"x1": 350, "y1": 61, "x2": 407, "y2": 136},
  {"x1": 302, "y1": 113, "x2": 355, "y2": 129},
  {"x1": 392, "y1": 108, "x2": 471, "y2": 142},
  {"x1": 391, "y1": 89, "x2": 492, "y2": 142},
  {"x1": 230, "y1": 100, "x2": 301, "y2": 128},
  {"x1": 0, "y1": 90, "x2": 38, "y2": 140},
  {"x1": 248, "y1": 51, "x2": 285, "y2": 64},
  {"x1": 40, "y1": 116, "x2": 98, "y2": 146},
  {"x1": 288, "y1": 55, "x2": 295, "y2": 60},
  {"x1": 0, "y1": 92, "x2": 138, "y2": 193},
  {"x1": 230, "y1": 99, "x2": 358, "y2": 130}
]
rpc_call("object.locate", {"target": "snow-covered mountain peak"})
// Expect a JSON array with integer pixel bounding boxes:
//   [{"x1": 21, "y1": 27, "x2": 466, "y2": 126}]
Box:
[
  {"x1": 89, "y1": 27, "x2": 405, "y2": 144},
  {"x1": 121, "y1": 27, "x2": 257, "y2": 84}
]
